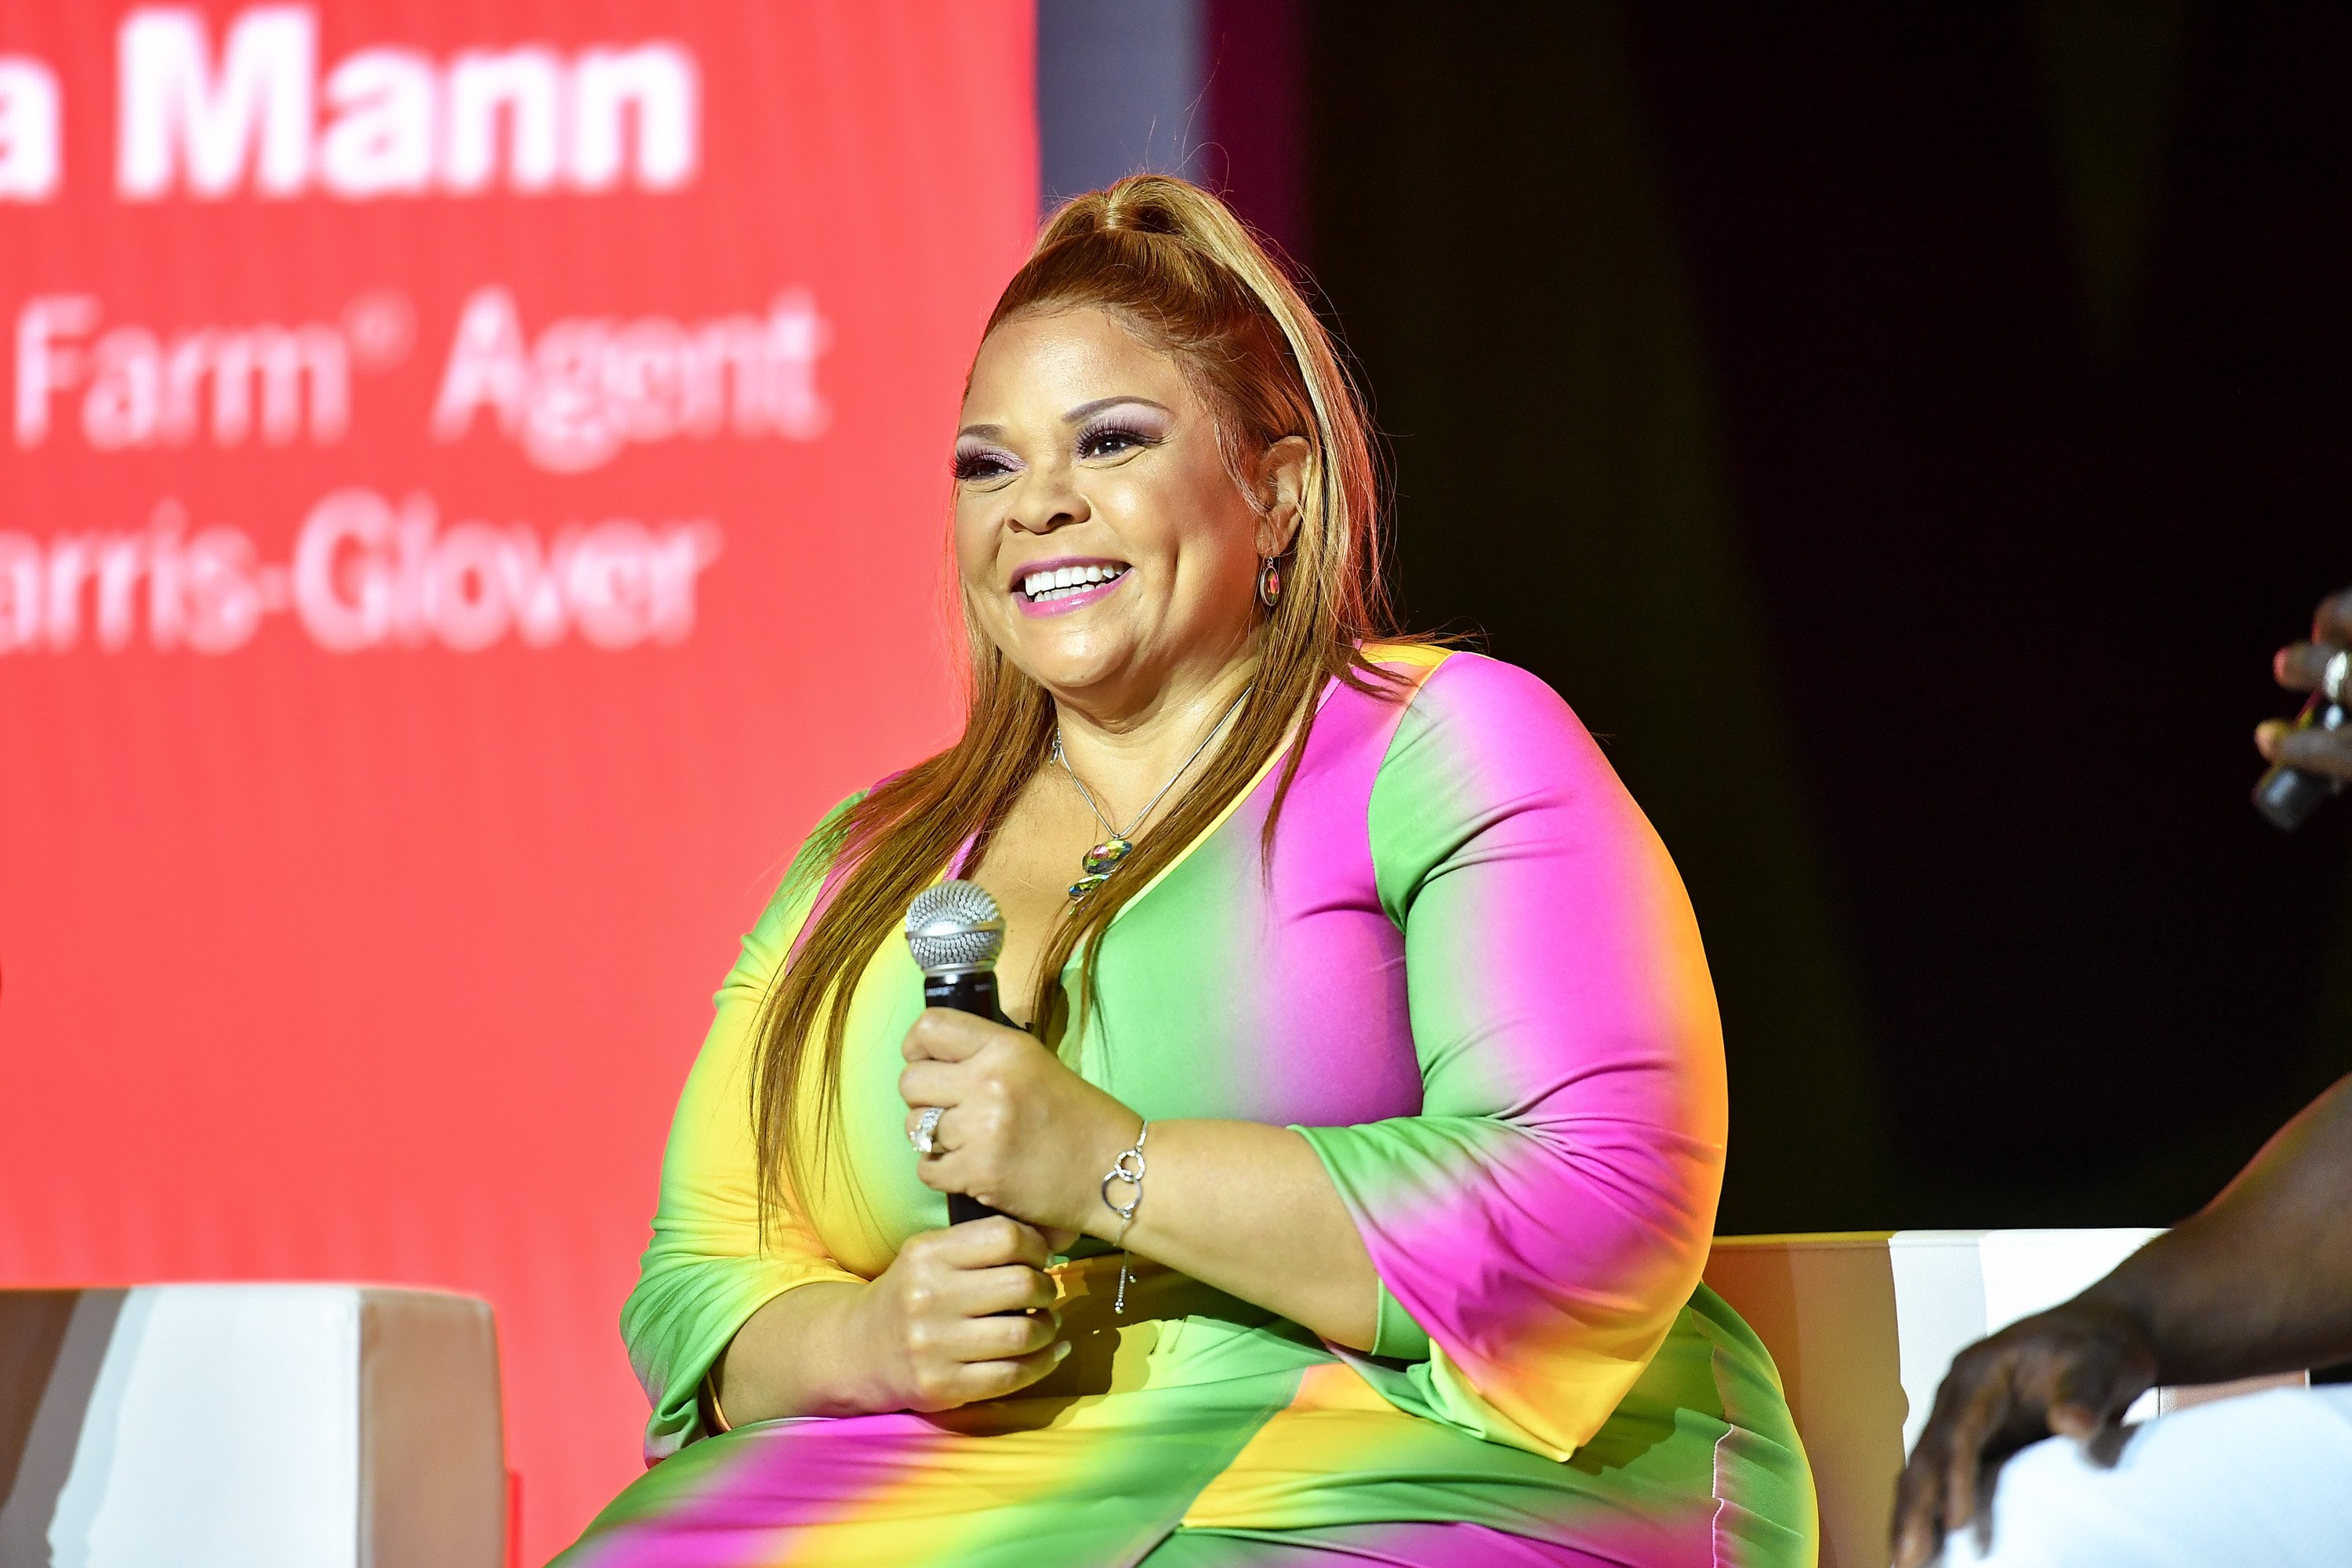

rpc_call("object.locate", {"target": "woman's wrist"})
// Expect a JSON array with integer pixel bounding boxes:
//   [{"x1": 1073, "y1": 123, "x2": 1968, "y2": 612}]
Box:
[
  {"x1": 717, "y1": 1279, "x2": 891, "y2": 1422},
  {"x1": 1074, "y1": 1109, "x2": 1149, "y2": 1242},
  {"x1": 809, "y1": 1279, "x2": 909, "y2": 1414}
]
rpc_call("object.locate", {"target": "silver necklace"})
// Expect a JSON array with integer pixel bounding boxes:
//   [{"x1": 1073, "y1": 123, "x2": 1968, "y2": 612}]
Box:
[{"x1": 1053, "y1": 684, "x2": 1252, "y2": 900}]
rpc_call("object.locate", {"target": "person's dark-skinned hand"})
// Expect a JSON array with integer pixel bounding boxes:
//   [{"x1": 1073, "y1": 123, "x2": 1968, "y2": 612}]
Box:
[
  {"x1": 1889, "y1": 1298, "x2": 2159, "y2": 1568},
  {"x1": 2256, "y1": 586, "x2": 2352, "y2": 779},
  {"x1": 1889, "y1": 1074, "x2": 2352, "y2": 1566}
]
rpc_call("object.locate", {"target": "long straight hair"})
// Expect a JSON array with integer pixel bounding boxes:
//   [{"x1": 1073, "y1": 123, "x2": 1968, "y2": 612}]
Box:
[{"x1": 751, "y1": 176, "x2": 1417, "y2": 1224}]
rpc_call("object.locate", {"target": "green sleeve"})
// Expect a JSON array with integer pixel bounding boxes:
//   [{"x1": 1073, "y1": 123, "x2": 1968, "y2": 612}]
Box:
[{"x1": 619, "y1": 794, "x2": 866, "y2": 1459}]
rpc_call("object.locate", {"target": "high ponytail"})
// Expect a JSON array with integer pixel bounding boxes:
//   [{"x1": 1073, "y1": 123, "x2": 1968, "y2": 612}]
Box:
[
  {"x1": 1003, "y1": 179, "x2": 1390, "y2": 665},
  {"x1": 750, "y1": 176, "x2": 1421, "y2": 1225}
]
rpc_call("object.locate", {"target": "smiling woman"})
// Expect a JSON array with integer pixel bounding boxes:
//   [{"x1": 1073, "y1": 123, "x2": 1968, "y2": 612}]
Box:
[{"x1": 555, "y1": 176, "x2": 1817, "y2": 1568}]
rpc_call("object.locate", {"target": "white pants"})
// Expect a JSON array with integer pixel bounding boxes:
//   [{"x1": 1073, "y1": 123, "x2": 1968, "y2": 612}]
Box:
[{"x1": 1944, "y1": 1385, "x2": 2352, "y2": 1568}]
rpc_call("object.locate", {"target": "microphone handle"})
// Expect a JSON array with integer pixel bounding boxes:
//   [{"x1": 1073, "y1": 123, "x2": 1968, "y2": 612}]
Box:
[{"x1": 924, "y1": 970, "x2": 1008, "y2": 1227}]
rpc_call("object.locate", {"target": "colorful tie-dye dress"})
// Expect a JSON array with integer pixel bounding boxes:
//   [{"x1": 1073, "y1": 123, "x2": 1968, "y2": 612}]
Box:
[{"x1": 560, "y1": 648, "x2": 1816, "y2": 1567}]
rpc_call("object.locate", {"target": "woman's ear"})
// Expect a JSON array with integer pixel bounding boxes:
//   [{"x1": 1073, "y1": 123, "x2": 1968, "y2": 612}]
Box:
[{"x1": 1253, "y1": 436, "x2": 1312, "y2": 557}]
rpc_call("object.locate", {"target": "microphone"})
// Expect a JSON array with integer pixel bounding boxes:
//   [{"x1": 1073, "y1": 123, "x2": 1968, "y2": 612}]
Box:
[
  {"x1": 2253, "y1": 691, "x2": 2351, "y2": 831},
  {"x1": 904, "y1": 880, "x2": 1011, "y2": 1227}
]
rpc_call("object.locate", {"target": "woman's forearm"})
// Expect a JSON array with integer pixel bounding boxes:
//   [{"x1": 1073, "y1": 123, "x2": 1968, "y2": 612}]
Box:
[
  {"x1": 711, "y1": 1280, "x2": 883, "y2": 1422},
  {"x1": 1087, "y1": 1118, "x2": 1380, "y2": 1351},
  {"x1": 898, "y1": 1013, "x2": 1384, "y2": 1350},
  {"x1": 711, "y1": 1221, "x2": 1067, "y2": 1424},
  {"x1": 2083, "y1": 1073, "x2": 2352, "y2": 1384},
  {"x1": 714, "y1": 1120, "x2": 1382, "y2": 1429}
]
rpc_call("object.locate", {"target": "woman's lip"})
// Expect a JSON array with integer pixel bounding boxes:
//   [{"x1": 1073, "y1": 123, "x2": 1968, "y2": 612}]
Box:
[{"x1": 1014, "y1": 570, "x2": 1130, "y2": 619}]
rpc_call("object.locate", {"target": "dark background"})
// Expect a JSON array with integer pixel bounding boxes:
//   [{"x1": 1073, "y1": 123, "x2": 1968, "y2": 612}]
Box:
[{"x1": 1186, "y1": 2, "x2": 2352, "y2": 1233}]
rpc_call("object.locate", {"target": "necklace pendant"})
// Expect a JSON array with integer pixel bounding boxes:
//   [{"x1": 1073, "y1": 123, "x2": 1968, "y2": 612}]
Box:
[
  {"x1": 1081, "y1": 837, "x2": 1134, "y2": 876},
  {"x1": 1068, "y1": 872, "x2": 1112, "y2": 900}
]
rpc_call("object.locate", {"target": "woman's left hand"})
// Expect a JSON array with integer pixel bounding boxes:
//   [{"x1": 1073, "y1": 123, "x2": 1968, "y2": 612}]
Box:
[{"x1": 900, "y1": 1009, "x2": 1142, "y2": 1240}]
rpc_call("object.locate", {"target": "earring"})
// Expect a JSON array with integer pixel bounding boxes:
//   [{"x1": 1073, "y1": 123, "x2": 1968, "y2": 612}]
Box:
[{"x1": 1257, "y1": 556, "x2": 1283, "y2": 608}]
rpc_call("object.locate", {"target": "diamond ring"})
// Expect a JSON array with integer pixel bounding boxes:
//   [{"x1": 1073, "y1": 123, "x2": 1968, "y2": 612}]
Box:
[{"x1": 909, "y1": 1105, "x2": 946, "y2": 1156}]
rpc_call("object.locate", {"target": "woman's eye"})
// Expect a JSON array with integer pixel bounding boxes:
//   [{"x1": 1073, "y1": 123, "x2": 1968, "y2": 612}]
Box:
[
  {"x1": 953, "y1": 452, "x2": 1013, "y2": 482},
  {"x1": 1079, "y1": 426, "x2": 1152, "y2": 460}
]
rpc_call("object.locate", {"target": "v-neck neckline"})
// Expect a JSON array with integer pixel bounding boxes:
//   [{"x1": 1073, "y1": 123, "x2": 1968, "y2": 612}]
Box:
[
  {"x1": 942, "y1": 677, "x2": 1334, "y2": 970},
  {"x1": 1082, "y1": 647, "x2": 1443, "y2": 936}
]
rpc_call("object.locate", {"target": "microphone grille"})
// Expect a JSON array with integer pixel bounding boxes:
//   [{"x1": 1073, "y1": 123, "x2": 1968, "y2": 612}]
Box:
[{"x1": 904, "y1": 880, "x2": 1005, "y2": 973}]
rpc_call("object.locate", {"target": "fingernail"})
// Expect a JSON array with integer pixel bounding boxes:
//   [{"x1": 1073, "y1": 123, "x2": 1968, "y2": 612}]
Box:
[{"x1": 1054, "y1": 1341, "x2": 1072, "y2": 1362}]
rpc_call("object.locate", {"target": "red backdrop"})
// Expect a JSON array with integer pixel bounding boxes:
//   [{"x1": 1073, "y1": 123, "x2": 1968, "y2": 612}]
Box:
[{"x1": 0, "y1": 3, "x2": 1035, "y2": 1555}]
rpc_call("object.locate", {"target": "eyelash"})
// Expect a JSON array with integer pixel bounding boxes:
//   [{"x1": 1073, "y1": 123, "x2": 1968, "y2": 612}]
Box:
[
  {"x1": 951, "y1": 422, "x2": 1161, "y2": 483},
  {"x1": 1076, "y1": 420, "x2": 1158, "y2": 460}
]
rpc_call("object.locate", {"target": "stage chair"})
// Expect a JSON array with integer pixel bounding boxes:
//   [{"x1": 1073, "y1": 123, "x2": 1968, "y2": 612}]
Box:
[
  {"x1": 0, "y1": 1283, "x2": 506, "y2": 1568},
  {"x1": 1704, "y1": 1230, "x2": 2310, "y2": 1568}
]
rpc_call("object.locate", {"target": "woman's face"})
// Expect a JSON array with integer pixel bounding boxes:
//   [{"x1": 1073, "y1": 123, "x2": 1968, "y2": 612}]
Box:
[{"x1": 953, "y1": 307, "x2": 1300, "y2": 718}]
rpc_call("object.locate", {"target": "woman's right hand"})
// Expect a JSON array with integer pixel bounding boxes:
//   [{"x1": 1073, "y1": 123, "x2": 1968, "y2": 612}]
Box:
[{"x1": 847, "y1": 1214, "x2": 1067, "y2": 1412}]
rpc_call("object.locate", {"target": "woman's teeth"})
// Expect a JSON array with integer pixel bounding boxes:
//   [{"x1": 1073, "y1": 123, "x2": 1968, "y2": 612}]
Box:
[{"x1": 1021, "y1": 564, "x2": 1127, "y2": 603}]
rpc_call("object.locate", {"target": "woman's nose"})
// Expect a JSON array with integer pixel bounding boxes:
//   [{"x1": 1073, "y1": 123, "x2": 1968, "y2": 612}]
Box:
[{"x1": 1005, "y1": 466, "x2": 1088, "y2": 535}]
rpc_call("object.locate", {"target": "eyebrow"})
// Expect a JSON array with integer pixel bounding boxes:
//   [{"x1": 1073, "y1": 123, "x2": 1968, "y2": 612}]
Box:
[{"x1": 956, "y1": 394, "x2": 1173, "y2": 442}]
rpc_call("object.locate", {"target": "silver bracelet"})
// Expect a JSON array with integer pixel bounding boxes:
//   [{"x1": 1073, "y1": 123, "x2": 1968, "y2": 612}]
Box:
[{"x1": 1100, "y1": 1120, "x2": 1149, "y2": 1313}]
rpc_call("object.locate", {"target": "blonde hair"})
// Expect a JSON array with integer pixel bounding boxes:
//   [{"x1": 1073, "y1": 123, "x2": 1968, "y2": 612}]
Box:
[{"x1": 752, "y1": 175, "x2": 1417, "y2": 1219}]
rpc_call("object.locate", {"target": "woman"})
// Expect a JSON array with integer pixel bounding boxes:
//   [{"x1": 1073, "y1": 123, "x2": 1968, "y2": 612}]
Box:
[{"x1": 561, "y1": 176, "x2": 1813, "y2": 1568}]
